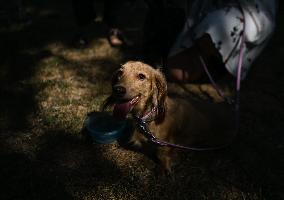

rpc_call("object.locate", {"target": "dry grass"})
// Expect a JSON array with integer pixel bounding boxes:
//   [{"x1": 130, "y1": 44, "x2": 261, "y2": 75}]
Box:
[{"x1": 0, "y1": 1, "x2": 284, "y2": 200}]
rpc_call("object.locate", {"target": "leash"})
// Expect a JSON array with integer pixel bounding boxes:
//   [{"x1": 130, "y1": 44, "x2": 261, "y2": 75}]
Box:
[
  {"x1": 199, "y1": 1, "x2": 246, "y2": 132},
  {"x1": 199, "y1": 55, "x2": 235, "y2": 105},
  {"x1": 199, "y1": 29, "x2": 245, "y2": 130},
  {"x1": 134, "y1": 116, "x2": 231, "y2": 151}
]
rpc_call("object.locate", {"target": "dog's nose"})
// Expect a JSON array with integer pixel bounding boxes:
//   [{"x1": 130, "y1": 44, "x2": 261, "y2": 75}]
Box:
[{"x1": 113, "y1": 86, "x2": 126, "y2": 96}]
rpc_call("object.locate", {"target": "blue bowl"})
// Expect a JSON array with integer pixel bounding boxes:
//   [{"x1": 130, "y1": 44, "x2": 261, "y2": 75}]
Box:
[{"x1": 84, "y1": 112, "x2": 128, "y2": 144}]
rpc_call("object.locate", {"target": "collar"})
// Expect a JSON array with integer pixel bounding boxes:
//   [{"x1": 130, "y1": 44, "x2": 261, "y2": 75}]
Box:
[{"x1": 140, "y1": 106, "x2": 158, "y2": 123}]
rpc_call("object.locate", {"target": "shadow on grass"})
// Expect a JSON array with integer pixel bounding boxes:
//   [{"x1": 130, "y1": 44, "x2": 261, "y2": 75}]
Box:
[
  {"x1": 0, "y1": 152, "x2": 73, "y2": 200},
  {"x1": 0, "y1": 129, "x2": 129, "y2": 199},
  {"x1": 0, "y1": 50, "x2": 52, "y2": 131}
]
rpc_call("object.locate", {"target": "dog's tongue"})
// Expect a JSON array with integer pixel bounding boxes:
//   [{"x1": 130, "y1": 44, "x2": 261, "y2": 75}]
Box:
[{"x1": 113, "y1": 101, "x2": 132, "y2": 120}]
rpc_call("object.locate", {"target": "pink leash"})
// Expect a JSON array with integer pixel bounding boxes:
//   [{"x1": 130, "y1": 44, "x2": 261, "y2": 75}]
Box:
[
  {"x1": 199, "y1": 3, "x2": 246, "y2": 131},
  {"x1": 134, "y1": 116, "x2": 231, "y2": 151},
  {"x1": 199, "y1": 28, "x2": 245, "y2": 130}
]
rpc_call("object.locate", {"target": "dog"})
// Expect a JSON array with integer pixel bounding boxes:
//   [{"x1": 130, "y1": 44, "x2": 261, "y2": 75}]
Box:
[{"x1": 103, "y1": 61, "x2": 235, "y2": 173}]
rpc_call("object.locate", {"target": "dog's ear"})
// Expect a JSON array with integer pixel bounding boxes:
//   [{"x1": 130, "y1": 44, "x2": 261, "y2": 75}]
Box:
[
  {"x1": 101, "y1": 96, "x2": 115, "y2": 111},
  {"x1": 102, "y1": 68, "x2": 122, "y2": 111},
  {"x1": 111, "y1": 67, "x2": 123, "y2": 85},
  {"x1": 152, "y1": 69, "x2": 167, "y2": 123}
]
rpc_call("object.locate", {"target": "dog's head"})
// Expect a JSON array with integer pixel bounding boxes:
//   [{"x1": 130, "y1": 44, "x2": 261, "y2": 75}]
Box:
[{"x1": 103, "y1": 61, "x2": 167, "y2": 121}]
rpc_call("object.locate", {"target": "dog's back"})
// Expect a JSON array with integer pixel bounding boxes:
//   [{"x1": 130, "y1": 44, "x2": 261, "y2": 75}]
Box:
[{"x1": 165, "y1": 96, "x2": 235, "y2": 148}]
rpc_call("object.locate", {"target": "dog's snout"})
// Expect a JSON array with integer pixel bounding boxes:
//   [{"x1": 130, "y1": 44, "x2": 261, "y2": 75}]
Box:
[{"x1": 113, "y1": 86, "x2": 126, "y2": 96}]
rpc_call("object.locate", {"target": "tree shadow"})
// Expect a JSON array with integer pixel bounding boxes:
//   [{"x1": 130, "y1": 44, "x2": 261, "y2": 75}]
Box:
[
  {"x1": 0, "y1": 151, "x2": 73, "y2": 200},
  {"x1": 0, "y1": 128, "x2": 128, "y2": 199}
]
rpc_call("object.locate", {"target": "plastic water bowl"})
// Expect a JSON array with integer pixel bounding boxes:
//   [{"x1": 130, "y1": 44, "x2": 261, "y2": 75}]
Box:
[{"x1": 84, "y1": 111, "x2": 128, "y2": 144}]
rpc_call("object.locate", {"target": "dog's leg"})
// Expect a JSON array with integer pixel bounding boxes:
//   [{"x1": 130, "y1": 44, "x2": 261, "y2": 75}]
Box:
[{"x1": 157, "y1": 147, "x2": 173, "y2": 175}]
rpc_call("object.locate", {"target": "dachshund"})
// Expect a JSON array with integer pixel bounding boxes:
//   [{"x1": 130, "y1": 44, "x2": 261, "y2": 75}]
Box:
[{"x1": 103, "y1": 61, "x2": 235, "y2": 173}]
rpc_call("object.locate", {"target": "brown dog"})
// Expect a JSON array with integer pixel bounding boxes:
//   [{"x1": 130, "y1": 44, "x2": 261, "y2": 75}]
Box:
[{"x1": 103, "y1": 61, "x2": 235, "y2": 173}]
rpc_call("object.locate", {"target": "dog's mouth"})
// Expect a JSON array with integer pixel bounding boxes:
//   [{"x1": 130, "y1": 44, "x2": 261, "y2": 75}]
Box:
[{"x1": 113, "y1": 95, "x2": 141, "y2": 120}]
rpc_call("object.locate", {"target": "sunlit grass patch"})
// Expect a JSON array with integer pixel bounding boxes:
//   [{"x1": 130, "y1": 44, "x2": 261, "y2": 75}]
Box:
[
  {"x1": 47, "y1": 39, "x2": 123, "y2": 63},
  {"x1": 32, "y1": 40, "x2": 118, "y2": 134}
]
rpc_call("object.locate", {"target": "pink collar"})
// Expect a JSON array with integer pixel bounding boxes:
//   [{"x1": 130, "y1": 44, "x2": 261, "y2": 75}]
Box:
[{"x1": 140, "y1": 107, "x2": 158, "y2": 122}]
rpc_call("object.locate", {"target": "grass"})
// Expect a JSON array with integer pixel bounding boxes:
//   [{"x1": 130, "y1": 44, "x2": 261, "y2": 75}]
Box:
[{"x1": 0, "y1": 0, "x2": 284, "y2": 200}]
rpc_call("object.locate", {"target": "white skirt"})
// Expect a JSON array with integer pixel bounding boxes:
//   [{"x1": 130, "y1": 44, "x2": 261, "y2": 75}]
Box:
[{"x1": 169, "y1": 0, "x2": 278, "y2": 79}]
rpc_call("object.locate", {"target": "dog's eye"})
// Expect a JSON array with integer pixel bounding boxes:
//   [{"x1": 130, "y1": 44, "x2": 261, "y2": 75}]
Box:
[{"x1": 138, "y1": 73, "x2": 146, "y2": 80}]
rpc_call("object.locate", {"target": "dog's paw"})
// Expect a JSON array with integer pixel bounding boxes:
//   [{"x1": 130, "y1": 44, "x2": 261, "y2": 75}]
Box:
[
  {"x1": 200, "y1": 84, "x2": 225, "y2": 102},
  {"x1": 156, "y1": 157, "x2": 173, "y2": 175},
  {"x1": 154, "y1": 164, "x2": 175, "y2": 181}
]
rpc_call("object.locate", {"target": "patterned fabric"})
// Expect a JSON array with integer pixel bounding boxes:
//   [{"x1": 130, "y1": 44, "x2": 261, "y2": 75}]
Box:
[{"x1": 169, "y1": 0, "x2": 278, "y2": 79}]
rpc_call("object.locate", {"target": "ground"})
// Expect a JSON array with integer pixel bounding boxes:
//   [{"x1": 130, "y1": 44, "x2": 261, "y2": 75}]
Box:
[{"x1": 0, "y1": 1, "x2": 283, "y2": 200}]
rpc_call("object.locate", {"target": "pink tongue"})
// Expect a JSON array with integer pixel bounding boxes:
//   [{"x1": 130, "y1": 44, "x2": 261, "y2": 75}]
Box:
[{"x1": 113, "y1": 101, "x2": 132, "y2": 120}]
